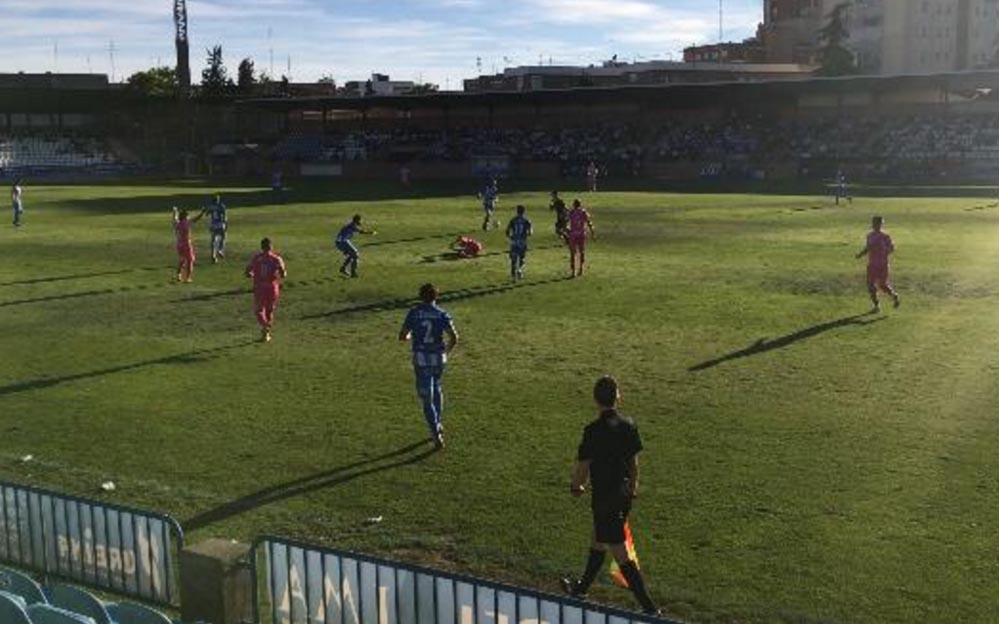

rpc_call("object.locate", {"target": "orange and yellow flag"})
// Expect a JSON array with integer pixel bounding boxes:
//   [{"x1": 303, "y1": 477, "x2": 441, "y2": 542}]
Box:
[{"x1": 608, "y1": 521, "x2": 639, "y2": 588}]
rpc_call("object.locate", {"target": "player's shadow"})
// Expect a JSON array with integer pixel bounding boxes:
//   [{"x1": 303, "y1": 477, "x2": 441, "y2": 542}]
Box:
[
  {"x1": 364, "y1": 232, "x2": 465, "y2": 248},
  {"x1": 0, "y1": 266, "x2": 167, "y2": 287},
  {"x1": 964, "y1": 202, "x2": 999, "y2": 212},
  {"x1": 182, "y1": 440, "x2": 437, "y2": 531},
  {"x1": 0, "y1": 288, "x2": 118, "y2": 308},
  {"x1": 0, "y1": 341, "x2": 257, "y2": 397},
  {"x1": 420, "y1": 250, "x2": 509, "y2": 263},
  {"x1": 302, "y1": 276, "x2": 570, "y2": 320},
  {"x1": 688, "y1": 313, "x2": 886, "y2": 372}
]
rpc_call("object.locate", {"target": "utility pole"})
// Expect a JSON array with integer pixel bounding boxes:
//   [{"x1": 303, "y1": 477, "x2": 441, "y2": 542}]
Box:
[{"x1": 719, "y1": 0, "x2": 724, "y2": 43}]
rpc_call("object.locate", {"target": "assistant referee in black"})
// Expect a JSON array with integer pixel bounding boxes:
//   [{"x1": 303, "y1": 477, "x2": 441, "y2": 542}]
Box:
[{"x1": 561, "y1": 375, "x2": 659, "y2": 616}]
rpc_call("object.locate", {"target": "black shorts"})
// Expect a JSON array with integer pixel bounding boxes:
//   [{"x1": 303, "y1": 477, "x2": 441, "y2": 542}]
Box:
[{"x1": 592, "y1": 499, "x2": 631, "y2": 544}]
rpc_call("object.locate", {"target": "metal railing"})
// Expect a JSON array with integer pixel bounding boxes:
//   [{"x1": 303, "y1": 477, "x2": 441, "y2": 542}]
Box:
[
  {"x1": 251, "y1": 536, "x2": 674, "y2": 624},
  {"x1": 0, "y1": 480, "x2": 184, "y2": 606}
]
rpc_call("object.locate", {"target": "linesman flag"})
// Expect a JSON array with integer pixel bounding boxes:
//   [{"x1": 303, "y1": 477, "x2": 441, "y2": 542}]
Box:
[{"x1": 609, "y1": 521, "x2": 640, "y2": 588}]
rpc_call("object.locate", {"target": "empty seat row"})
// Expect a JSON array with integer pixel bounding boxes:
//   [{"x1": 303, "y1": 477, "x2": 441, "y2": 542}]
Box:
[{"x1": 0, "y1": 566, "x2": 182, "y2": 624}]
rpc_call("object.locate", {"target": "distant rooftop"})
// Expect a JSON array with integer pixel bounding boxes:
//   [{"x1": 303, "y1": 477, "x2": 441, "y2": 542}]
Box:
[{"x1": 0, "y1": 73, "x2": 110, "y2": 90}]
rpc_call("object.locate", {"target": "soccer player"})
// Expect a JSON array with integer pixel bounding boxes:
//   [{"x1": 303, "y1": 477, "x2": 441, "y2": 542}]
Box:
[
  {"x1": 207, "y1": 193, "x2": 228, "y2": 263},
  {"x1": 480, "y1": 178, "x2": 499, "y2": 231},
  {"x1": 550, "y1": 190, "x2": 569, "y2": 243},
  {"x1": 451, "y1": 235, "x2": 483, "y2": 259},
  {"x1": 245, "y1": 237, "x2": 288, "y2": 343},
  {"x1": 561, "y1": 376, "x2": 659, "y2": 616},
  {"x1": 11, "y1": 179, "x2": 23, "y2": 227},
  {"x1": 399, "y1": 283, "x2": 458, "y2": 449},
  {"x1": 335, "y1": 214, "x2": 376, "y2": 278},
  {"x1": 567, "y1": 199, "x2": 595, "y2": 278},
  {"x1": 835, "y1": 168, "x2": 852, "y2": 205},
  {"x1": 172, "y1": 207, "x2": 205, "y2": 283},
  {"x1": 586, "y1": 161, "x2": 600, "y2": 192},
  {"x1": 856, "y1": 215, "x2": 900, "y2": 313},
  {"x1": 506, "y1": 204, "x2": 533, "y2": 281}
]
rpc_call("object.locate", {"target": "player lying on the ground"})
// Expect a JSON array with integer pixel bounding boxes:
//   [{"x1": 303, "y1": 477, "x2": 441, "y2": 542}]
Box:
[
  {"x1": 399, "y1": 283, "x2": 458, "y2": 450},
  {"x1": 172, "y1": 206, "x2": 205, "y2": 283},
  {"x1": 335, "y1": 214, "x2": 376, "y2": 278},
  {"x1": 451, "y1": 236, "x2": 483, "y2": 258},
  {"x1": 245, "y1": 237, "x2": 288, "y2": 343},
  {"x1": 856, "y1": 215, "x2": 900, "y2": 313},
  {"x1": 506, "y1": 205, "x2": 533, "y2": 281}
]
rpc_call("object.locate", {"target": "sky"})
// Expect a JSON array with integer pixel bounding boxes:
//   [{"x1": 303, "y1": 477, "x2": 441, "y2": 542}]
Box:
[{"x1": 1, "y1": 0, "x2": 763, "y2": 90}]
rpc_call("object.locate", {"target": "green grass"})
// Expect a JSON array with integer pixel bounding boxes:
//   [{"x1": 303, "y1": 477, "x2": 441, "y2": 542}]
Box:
[{"x1": 1, "y1": 181, "x2": 998, "y2": 624}]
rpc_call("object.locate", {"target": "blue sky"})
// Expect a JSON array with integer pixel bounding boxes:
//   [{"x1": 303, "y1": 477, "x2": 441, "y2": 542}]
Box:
[{"x1": 2, "y1": 0, "x2": 762, "y2": 89}]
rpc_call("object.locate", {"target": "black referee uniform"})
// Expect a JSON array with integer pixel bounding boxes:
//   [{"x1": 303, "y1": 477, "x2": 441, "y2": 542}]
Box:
[{"x1": 563, "y1": 401, "x2": 658, "y2": 615}]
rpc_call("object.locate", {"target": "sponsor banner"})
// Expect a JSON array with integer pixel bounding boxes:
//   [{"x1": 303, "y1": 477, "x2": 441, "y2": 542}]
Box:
[
  {"x1": 257, "y1": 537, "x2": 667, "y2": 624},
  {"x1": 0, "y1": 481, "x2": 182, "y2": 606}
]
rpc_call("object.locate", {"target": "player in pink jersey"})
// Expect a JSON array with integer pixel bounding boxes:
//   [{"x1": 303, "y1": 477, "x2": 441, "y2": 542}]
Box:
[
  {"x1": 172, "y1": 207, "x2": 205, "y2": 283},
  {"x1": 856, "y1": 215, "x2": 900, "y2": 313},
  {"x1": 567, "y1": 199, "x2": 595, "y2": 277},
  {"x1": 246, "y1": 238, "x2": 288, "y2": 343}
]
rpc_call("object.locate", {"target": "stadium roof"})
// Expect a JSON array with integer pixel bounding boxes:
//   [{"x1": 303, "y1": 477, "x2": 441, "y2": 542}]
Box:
[{"x1": 237, "y1": 69, "x2": 999, "y2": 113}]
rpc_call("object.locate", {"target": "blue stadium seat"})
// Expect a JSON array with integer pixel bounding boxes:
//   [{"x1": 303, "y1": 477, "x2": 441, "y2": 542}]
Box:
[
  {"x1": 106, "y1": 601, "x2": 172, "y2": 624},
  {"x1": 27, "y1": 603, "x2": 98, "y2": 624},
  {"x1": 48, "y1": 583, "x2": 116, "y2": 624},
  {"x1": 0, "y1": 589, "x2": 35, "y2": 624},
  {"x1": 0, "y1": 565, "x2": 48, "y2": 605}
]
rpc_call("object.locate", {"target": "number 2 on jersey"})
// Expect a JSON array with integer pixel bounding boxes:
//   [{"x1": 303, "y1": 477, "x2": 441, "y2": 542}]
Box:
[{"x1": 420, "y1": 320, "x2": 435, "y2": 344}]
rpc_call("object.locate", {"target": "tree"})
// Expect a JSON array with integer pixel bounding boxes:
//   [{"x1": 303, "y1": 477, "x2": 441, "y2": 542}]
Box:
[
  {"x1": 409, "y1": 83, "x2": 439, "y2": 95},
  {"x1": 126, "y1": 66, "x2": 178, "y2": 96},
  {"x1": 201, "y1": 45, "x2": 233, "y2": 96},
  {"x1": 237, "y1": 57, "x2": 256, "y2": 92},
  {"x1": 318, "y1": 73, "x2": 336, "y2": 85},
  {"x1": 815, "y1": 2, "x2": 858, "y2": 77}
]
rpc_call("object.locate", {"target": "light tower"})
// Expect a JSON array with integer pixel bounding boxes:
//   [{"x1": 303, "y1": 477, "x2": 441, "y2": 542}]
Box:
[{"x1": 174, "y1": 0, "x2": 191, "y2": 95}]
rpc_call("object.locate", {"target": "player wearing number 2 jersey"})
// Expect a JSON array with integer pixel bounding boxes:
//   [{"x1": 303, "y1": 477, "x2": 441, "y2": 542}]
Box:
[{"x1": 399, "y1": 283, "x2": 459, "y2": 449}]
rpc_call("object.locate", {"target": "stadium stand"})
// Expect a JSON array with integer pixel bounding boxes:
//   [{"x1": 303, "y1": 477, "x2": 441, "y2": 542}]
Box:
[
  {"x1": 26, "y1": 604, "x2": 96, "y2": 624},
  {"x1": 0, "y1": 567, "x2": 185, "y2": 624},
  {"x1": 48, "y1": 584, "x2": 115, "y2": 624},
  {"x1": 0, "y1": 133, "x2": 132, "y2": 178},
  {"x1": 264, "y1": 112, "x2": 999, "y2": 180},
  {"x1": 0, "y1": 590, "x2": 33, "y2": 624}
]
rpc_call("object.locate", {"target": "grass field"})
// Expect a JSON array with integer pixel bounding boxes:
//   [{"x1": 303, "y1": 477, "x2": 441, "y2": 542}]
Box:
[{"x1": 1, "y1": 180, "x2": 998, "y2": 624}]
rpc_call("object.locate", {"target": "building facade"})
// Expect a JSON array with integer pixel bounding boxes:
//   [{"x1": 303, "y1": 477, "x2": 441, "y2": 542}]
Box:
[{"x1": 764, "y1": 0, "x2": 999, "y2": 74}]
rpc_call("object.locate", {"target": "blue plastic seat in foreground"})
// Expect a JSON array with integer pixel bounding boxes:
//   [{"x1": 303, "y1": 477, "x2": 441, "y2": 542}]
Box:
[
  {"x1": 0, "y1": 565, "x2": 48, "y2": 605},
  {"x1": 107, "y1": 601, "x2": 172, "y2": 624},
  {"x1": 48, "y1": 583, "x2": 116, "y2": 624},
  {"x1": 27, "y1": 603, "x2": 98, "y2": 624},
  {"x1": 0, "y1": 590, "x2": 33, "y2": 624}
]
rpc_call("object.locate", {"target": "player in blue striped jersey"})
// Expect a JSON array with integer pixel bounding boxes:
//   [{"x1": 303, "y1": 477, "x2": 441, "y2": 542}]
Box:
[
  {"x1": 335, "y1": 214, "x2": 376, "y2": 278},
  {"x1": 480, "y1": 178, "x2": 499, "y2": 231},
  {"x1": 400, "y1": 283, "x2": 458, "y2": 449},
  {"x1": 506, "y1": 205, "x2": 533, "y2": 281}
]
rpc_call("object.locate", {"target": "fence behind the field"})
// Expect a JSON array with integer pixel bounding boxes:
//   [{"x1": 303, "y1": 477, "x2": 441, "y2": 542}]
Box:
[
  {"x1": 252, "y1": 535, "x2": 673, "y2": 624},
  {"x1": 0, "y1": 480, "x2": 183, "y2": 606}
]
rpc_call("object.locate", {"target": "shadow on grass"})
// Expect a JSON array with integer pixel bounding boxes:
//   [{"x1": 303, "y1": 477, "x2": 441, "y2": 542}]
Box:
[
  {"x1": 0, "y1": 266, "x2": 168, "y2": 287},
  {"x1": 182, "y1": 439, "x2": 437, "y2": 531},
  {"x1": 420, "y1": 244, "x2": 565, "y2": 264},
  {"x1": 59, "y1": 180, "x2": 485, "y2": 215},
  {"x1": 688, "y1": 313, "x2": 886, "y2": 372},
  {"x1": 963, "y1": 201, "x2": 999, "y2": 212},
  {"x1": 365, "y1": 231, "x2": 466, "y2": 248},
  {"x1": 302, "y1": 276, "x2": 571, "y2": 320},
  {"x1": 0, "y1": 341, "x2": 257, "y2": 397}
]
